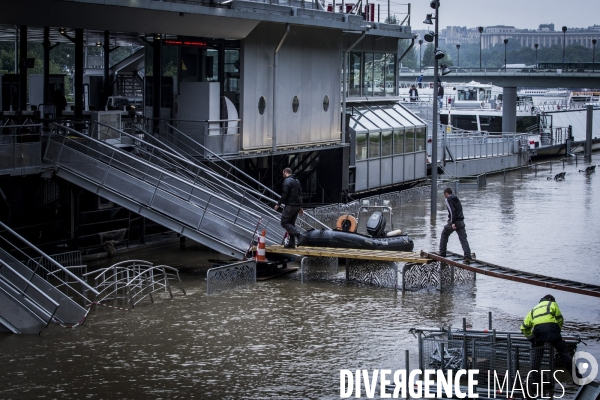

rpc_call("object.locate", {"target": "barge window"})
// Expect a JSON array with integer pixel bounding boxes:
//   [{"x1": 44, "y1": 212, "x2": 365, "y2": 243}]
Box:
[
  {"x1": 258, "y1": 96, "x2": 266, "y2": 115},
  {"x1": 381, "y1": 130, "x2": 393, "y2": 156},
  {"x1": 369, "y1": 132, "x2": 381, "y2": 158},
  {"x1": 356, "y1": 132, "x2": 367, "y2": 161},
  {"x1": 415, "y1": 127, "x2": 426, "y2": 151},
  {"x1": 452, "y1": 115, "x2": 477, "y2": 130},
  {"x1": 405, "y1": 128, "x2": 415, "y2": 153},
  {"x1": 362, "y1": 53, "x2": 374, "y2": 97},
  {"x1": 292, "y1": 96, "x2": 299, "y2": 113},
  {"x1": 393, "y1": 129, "x2": 405, "y2": 154},
  {"x1": 349, "y1": 52, "x2": 362, "y2": 96},
  {"x1": 384, "y1": 53, "x2": 396, "y2": 96},
  {"x1": 373, "y1": 53, "x2": 385, "y2": 97}
]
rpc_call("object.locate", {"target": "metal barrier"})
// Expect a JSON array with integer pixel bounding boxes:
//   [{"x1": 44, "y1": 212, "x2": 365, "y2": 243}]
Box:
[
  {"x1": 88, "y1": 260, "x2": 186, "y2": 307},
  {"x1": 206, "y1": 260, "x2": 256, "y2": 295},
  {"x1": 415, "y1": 326, "x2": 578, "y2": 396},
  {"x1": 402, "y1": 261, "x2": 475, "y2": 292}
]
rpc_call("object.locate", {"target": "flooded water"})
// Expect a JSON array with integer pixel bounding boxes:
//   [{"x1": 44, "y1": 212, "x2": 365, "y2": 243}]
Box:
[{"x1": 1, "y1": 157, "x2": 599, "y2": 399}]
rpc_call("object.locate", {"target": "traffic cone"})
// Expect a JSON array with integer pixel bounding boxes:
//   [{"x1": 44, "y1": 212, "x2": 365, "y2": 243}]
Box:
[{"x1": 256, "y1": 229, "x2": 267, "y2": 262}]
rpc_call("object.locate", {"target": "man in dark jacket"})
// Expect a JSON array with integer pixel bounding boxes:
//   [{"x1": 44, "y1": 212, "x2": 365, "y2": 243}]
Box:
[
  {"x1": 439, "y1": 187, "x2": 472, "y2": 261},
  {"x1": 274, "y1": 168, "x2": 305, "y2": 248}
]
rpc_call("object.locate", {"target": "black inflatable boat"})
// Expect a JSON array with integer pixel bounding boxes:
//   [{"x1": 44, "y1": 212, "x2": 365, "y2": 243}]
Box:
[{"x1": 299, "y1": 228, "x2": 414, "y2": 252}]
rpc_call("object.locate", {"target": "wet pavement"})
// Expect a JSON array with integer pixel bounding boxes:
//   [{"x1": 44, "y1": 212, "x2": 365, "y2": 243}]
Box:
[{"x1": 1, "y1": 157, "x2": 599, "y2": 399}]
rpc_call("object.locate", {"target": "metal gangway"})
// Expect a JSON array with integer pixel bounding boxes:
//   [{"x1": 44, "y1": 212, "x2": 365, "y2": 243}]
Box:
[
  {"x1": 44, "y1": 122, "x2": 326, "y2": 259},
  {"x1": 423, "y1": 251, "x2": 600, "y2": 298},
  {"x1": 0, "y1": 221, "x2": 99, "y2": 334}
]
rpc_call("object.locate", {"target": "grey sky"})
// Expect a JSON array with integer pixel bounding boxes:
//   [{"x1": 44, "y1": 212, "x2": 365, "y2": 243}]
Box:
[{"x1": 402, "y1": 0, "x2": 598, "y2": 30}]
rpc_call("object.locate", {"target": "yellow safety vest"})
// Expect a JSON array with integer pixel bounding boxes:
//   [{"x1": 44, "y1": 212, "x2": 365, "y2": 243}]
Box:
[{"x1": 520, "y1": 300, "x2": 564, "y2": 338}]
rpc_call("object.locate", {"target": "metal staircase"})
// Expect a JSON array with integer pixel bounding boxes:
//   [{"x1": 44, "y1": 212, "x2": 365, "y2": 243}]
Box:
[
  {"x1": 44, "y1": 124, "x2": 301, "y2": 259},
  {"x1": 115, "y1": 120, "x2": 327, "y2": 233},
  {"x1": 0, "y1": 221, "x2": 99, "y2": 334}
]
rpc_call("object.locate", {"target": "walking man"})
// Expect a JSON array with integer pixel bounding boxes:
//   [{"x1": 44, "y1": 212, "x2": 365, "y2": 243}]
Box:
[
  {"x1": 437, "y1": 84, "x2": 444, "y2": 109},
  {"x1": 520, "y1": 294, "x2": 581, "y2": 384},
  {"x1": 274, "y1": 168, "x2": 305, "y2": 248},
  {"x1": 409, "y1": 85, "x2": 419, "y2": 102},
  {"x1": 439, "y1": 188, "x2": 472, "y2": 261}
]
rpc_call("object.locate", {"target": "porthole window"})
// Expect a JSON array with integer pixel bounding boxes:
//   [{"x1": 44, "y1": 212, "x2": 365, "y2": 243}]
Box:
[
  {"x1": 292, "y1": 96, "x2": 299, "y2": 113},
  {"x1": 258, "y1": 96, "x2": 266, "y2": 115},
  {"x1": 323, "y1": 95, "x2": 330, "y2": 112}
]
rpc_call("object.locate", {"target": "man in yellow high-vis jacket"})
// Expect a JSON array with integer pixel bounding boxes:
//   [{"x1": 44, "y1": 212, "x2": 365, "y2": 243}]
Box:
[{"x1": 520, "y1": 294, "x2": 581, "y2": 379}]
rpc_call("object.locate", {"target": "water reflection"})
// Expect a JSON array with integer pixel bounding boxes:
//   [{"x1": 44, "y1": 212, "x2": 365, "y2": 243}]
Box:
[{"x1": 0, "y1": 158, "x2": 599, "y2": 398}]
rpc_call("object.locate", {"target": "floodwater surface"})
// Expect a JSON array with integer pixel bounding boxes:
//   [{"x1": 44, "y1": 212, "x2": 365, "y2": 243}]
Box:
[{"x1": 1, "y1": 157, "x2": 599, "y2": 399}]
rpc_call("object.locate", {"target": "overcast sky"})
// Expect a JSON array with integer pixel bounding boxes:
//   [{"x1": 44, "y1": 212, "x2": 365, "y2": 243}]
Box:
[{"x1": 403, "y1": 0, "x2": 598, "y2": 30}]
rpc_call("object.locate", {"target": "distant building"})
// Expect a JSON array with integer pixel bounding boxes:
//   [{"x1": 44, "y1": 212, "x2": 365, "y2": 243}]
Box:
[{"x1": 437, "y1": 23, "x2": 599, "y2": 50}]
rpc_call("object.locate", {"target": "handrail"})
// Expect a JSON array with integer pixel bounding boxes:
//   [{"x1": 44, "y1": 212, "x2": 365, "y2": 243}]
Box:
[
  {"x1": 52, "y1": 123, "x2": 265, "y2": 222},
  {"x1": 0, "y1": 259, "x2": 61, "y2": 309},
  {"x1": 129, "y1": 119, "x2": 329, "y2": 230},
  {"x1": 0, "y1": 220, "x2": 99, "y2": 296}
]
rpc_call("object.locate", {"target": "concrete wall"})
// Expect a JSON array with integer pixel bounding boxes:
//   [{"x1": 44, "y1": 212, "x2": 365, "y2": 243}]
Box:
[{"x1": 241, "y1": 23, "x2": 342, "y2": 150}]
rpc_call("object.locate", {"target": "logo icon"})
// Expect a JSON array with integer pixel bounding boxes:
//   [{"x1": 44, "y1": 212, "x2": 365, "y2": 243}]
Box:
[{"x1": 573, "y1": 351, "x2": 598, "y2": 385}]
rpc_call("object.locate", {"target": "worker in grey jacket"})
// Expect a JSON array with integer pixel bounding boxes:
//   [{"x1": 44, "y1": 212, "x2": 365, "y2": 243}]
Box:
[{"x1": 439, "y1": 188, "x2": 472, "y2": 262}]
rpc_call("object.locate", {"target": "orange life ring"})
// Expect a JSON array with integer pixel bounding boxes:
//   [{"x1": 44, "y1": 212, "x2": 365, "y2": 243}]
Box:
[{"x1": 336, "y1": 214, "x2": 358, "y2": 232}]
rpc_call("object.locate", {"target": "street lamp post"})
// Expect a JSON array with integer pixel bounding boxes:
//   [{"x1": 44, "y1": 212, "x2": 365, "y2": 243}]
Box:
[
  {"x1": 534, "y1": 43, "x2": 539, "y2": 67},
  {"x1": 593, "y1": 39, "x2": 597, "y2": 73},
  {"x1": 478, "y1": 26, "x2": 484, "y2": 70},
  {"x1": 419, "y1": 39, "x2": 423, "y2": 72},
  {"x1": 562, "y1": 26, "x2": 567, "y2": 64},
  {"x1": 430, "y1": 1, "x2": 442, "y2": 221},
  {"x1": 503, "y1": 38, "x2": 508, "y2": 72},
  {"x1": 456, "y1": 44, "x2": 460, "y2": 68}
]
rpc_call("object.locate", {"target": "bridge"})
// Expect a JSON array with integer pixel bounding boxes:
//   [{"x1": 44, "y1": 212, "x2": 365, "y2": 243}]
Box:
[{"x1": 401, "y1": 70, "x2": 600, "y2": 88}]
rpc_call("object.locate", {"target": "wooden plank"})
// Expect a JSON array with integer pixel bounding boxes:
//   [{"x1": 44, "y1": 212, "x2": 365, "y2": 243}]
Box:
[{"x1": 265, "y1": 245, "x2": 429, "y2": 263}]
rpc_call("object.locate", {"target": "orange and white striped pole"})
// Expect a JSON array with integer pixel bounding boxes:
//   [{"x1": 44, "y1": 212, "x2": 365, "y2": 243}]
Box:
[{"x1": 256, "y1": 229, "x2": 267, "y2": 262}]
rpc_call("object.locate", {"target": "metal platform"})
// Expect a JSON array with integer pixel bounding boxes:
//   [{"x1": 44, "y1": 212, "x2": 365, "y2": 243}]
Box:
[
  {"x1": 267, "y1": 245, "x2": 429, "y2": 289},
  {"x1": 423, "y1": 251, "x2": 600, "y2": 298},
  {"x1": 266, "y1": 245, "x2": 429, "y2": 263}
]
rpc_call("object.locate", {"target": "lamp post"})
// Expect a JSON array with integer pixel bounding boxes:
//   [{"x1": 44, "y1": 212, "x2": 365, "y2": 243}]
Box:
[
  {"x1": 426, "y1": 0, "x2": 443, "y2": 221},
  {"x1": 456, "y1": 44, "x2": 460, "y2": 68},
  {"x1": 503, "y1": 38, "x2": 508, "y2": 72},
  {"x1": 478, "y1": 26, "x2": 484, "y2": 70},
  {"x1": 562, "y1": 26, "x2": 567, "y2": 64},
  {"x1": 534, "y1": 43, "x2": 539, "y2": 67},
  {"x1": 593, "y1": 39, "x2": 597, "y2": 73},
  {"x1": 419, "y1": 39, "x2": 423, "y2": 72}
]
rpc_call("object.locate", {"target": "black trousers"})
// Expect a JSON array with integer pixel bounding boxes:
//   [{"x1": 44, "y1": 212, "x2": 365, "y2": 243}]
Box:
[
  {"x1": 281, "y1": 205, "x2": 301, "y2": 241},
  {"x1": 439, "y1": 220, "x2": 471, "y2": 258}
]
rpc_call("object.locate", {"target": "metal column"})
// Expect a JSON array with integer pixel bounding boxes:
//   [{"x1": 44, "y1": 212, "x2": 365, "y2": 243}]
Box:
[
  {"x1": 152, "y1": 35, "x2": 162, "y2": 133},
  {"x1": 43, "y1": 27, "x2": 50, "y2": 105},
  {"x1": 74, "y1": 29, "x2": 84, "y2": 119},
  {"x1": 502, "y1": 87, "x2": 517, "y2": 133},
  {"x1": 585, "y1": 104, "x2": 593, "y2": 163},
  {"x1": 19, "y1": 25, "x2": 27, "y2": 111}
]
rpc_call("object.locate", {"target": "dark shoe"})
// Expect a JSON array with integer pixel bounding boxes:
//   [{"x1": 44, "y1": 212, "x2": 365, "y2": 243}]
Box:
[
  {"x1": 439, "y1": 252, "x2": 447, "y2": 257},
  {"x1": 463, "y1": 257, "x2": 472, "y2": 264},
  {"x1": 296, "y1": 233, "x2": 306, "y2": 246},
  {"x1": 284, "y1": 242, "x2": 296, "y2": 249}
]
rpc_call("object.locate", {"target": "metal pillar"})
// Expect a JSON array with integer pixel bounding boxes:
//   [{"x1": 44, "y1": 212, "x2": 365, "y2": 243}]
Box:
[
  {"x1": 585, "y1": 104, "x2": 593, "y2": 162},
  {"x1": 103, "y1": 31, "x2": 110, "y2": 108},
  {"x1": 74, "y1": 29, "x2": 84, "y2": 119},
  {"x1": 19, "y1": 25, "x2": 27, "y2": 111},
  {"x1": 430, "y1": 2, "x2": 440, "y2": 222},
  {"x1": 501, "y1": 87, "x2": 517, "y2": 133},
  {"x1": 43, "y1": 27, "x2": 50, "y2": 105},
  {"x1": 152, "y1": 35, "x2": 162, "y2": 133},
  {"x1": 272, "y1": 24, "x2": 290, "y2": 152}
]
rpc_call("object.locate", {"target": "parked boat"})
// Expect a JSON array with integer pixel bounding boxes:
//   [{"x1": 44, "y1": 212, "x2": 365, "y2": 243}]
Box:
[
  {"x1": 299, "y1": 227, "x2": 414, "y2": 252},
  {"x1": 285, "y1": 205, "x2": 415, "y2": 252}
]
